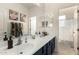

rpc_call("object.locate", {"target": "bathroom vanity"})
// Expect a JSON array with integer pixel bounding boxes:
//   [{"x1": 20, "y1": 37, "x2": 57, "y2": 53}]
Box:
[
  {"x1": 0, "y1": 34, "x2": 56, "y2": 55},
  {"x1": 33, "y1": 37, "x2": 55, "y2": 55}
]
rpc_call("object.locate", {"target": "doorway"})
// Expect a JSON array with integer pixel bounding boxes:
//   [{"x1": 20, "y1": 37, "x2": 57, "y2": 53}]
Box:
[
  {"x1": 58, "y1": 15, "x2": 75, "y2": 55},
  {"x1": 30, "y1": 16, "x2": 36, "y2": 35}
]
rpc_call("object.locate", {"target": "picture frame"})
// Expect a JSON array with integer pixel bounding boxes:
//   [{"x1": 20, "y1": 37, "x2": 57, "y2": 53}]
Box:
[
  {"x1": 9, "y1": 9, "x2": 18, "y2": 20},
  {"x1": 20, "y1": 13, "x2": 26, "y2": 22}
]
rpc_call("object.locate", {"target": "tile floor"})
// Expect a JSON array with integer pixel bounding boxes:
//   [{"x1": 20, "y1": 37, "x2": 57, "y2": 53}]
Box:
[{"x1": 58, "y1": 40, "x2": 75, "y2": 55}]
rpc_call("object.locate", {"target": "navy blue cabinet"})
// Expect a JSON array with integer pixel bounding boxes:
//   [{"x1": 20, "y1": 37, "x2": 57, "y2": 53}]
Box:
[
  {"x1": 33, "y1": 48, "x2": 42, "y2": 55},
  {"x1": 33, "y1": 37, "x2": 56, "y2": 55},
  {"x1": 46, "y1": 42, "x2": 52, "y2": 55}
]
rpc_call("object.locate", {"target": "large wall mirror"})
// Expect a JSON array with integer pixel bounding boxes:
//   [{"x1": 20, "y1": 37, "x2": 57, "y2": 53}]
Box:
[
  {"x1": 29, "y1": 15, "x2": 53, "y2": 37},
  {"x1": 8, "y1": 9, "x2": 27, "y2": 38}
]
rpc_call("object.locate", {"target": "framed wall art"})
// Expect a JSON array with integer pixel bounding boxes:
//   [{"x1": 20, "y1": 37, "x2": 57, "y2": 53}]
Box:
[
  {"x1": 9, "y1": 9, "x2": 18, "y2": 20},
  {"x1": 20, "y1": 13, "x2": 26, "y2": 22}
]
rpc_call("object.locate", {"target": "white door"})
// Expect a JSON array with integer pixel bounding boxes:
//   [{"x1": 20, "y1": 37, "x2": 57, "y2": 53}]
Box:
[
  {"x1": 73, "y1": 9, "x2": 78, "y2": 55},
  {"x1": 73, "y1": 18, "x2": 78, "y2": 54}
]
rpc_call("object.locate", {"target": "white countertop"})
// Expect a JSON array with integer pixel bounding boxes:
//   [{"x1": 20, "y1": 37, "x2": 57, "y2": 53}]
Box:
[{"x1": 0, "y1": 34, "x2": 56, "y2": 55}]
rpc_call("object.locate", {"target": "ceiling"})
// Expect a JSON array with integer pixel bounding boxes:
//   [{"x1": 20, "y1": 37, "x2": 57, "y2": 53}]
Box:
[
  {"x1": 20, "y1": 3, "x2": 79, "y2": 19},
  {"x1": 51, "y1": 3, "x2": 79, "y2": 9},
  {"x1": 20, "y1": 3, "x2": 79, "y2": 9},
  {"x1": 20, "y1": 3, "x2": 41, "y2": 9}
]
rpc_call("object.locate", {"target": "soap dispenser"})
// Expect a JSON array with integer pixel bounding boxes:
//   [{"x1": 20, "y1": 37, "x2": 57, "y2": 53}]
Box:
[
  {"x1": 8, "y1": 36, "x2": 13, "y2": 49},
  {"x1": 3, "y1": 32, "x2": 8, "y2": 41}
]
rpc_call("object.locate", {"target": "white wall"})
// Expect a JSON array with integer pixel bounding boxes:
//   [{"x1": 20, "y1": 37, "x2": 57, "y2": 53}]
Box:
[
  {"x1": 0, "y1": 3, "x2": 59, "y2": 52},
  {"x1": 29, "y1": 3, "x2": 59, "y2": 52},
  {"x1": 59, "y1": 7, "x2": 75, "y2": 42},
  {"x1": 0, "y1": 11, "x2": 4, "y2": 38},
  {"x1": 59, "y1": 6, "x2": 78, "y2": 54},
  {"x1": 44, "y1": 4, "x2": 59, "y2": 52},
  {"x1": 29, "y1": 3, "x2": 59, "y2": 35},
  {"x1": 28, "y1": 4, "x2": 45, "y2": 33},
  {"x1": 59, "y1": 7, "x2": 75, "y2": 20},
  {"x1": 0, "y1": 3, "x2": 29, "y2": 39},
  {"x1": 77, "y1": 6, "x2": 79, "y2": 50}
]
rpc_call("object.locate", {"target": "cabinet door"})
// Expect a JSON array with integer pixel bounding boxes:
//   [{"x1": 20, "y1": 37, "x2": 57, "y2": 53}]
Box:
[
  {"x1": 46, "y1": 42, "x2": 52, "y2": 55},
  {"x1": 34, "y1": 37, "x2": 56, "y2": 55},
  {"x1": 42, "y1": 44, "x2": 47, "y2": 55},
  {"x1": 33, "y1": 48, "x2": 42, "y2": 55},
  {"x1": 51, "y1": 38, "x2": 55, "y2": 54}
]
